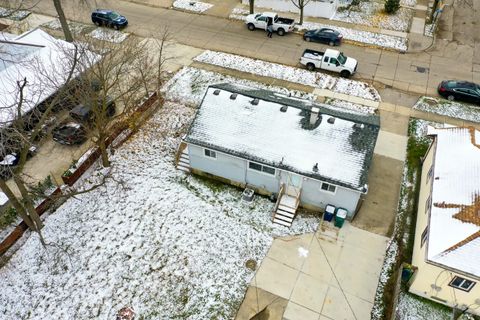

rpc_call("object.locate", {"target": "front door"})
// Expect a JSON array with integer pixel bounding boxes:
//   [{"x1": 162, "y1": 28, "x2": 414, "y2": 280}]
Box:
[{"x1": 280, "y1": 171, "x2": 303, "y2": 197}]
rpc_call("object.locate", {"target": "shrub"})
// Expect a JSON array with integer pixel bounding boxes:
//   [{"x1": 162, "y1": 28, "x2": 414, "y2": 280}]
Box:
[{"x1": 385, "y1": 0, "x2": 400, "y2": 14}]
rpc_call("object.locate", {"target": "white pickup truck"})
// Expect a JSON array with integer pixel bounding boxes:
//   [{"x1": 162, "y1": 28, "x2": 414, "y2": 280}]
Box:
[
  {"x1": 300, "y1": 48, "x2": 358, "y2": 78},
  {"x1": 245, "y1": 12, "x2": 295, "y2": 36}
]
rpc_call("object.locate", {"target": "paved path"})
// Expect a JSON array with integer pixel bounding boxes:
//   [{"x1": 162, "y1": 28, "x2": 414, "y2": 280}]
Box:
[{"x1": 236, "y1": 222, "x2": 389, "y2": 320}]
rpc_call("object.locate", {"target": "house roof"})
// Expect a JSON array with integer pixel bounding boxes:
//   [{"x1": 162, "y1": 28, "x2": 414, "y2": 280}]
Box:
[
  {"x1": 184, "y1": 83, "x2": 380, "y2": 191},
  {"x1": 426, "y1": 126, "x2": 480, "y2": 278},
  {"x1": 0, "y1": 28, "x2": 91, "y2": 127}
]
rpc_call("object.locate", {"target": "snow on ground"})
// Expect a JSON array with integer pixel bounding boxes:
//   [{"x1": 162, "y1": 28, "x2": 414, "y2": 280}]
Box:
[
  {"x1": 173, "y1": 0, "x2": 213, "y2": 13},
  {"x1": 325, "y1": 98, "x2": 377, "y2": 114},
  {"x1": 0, "y1": 99, "x2": 319, "y2": 319},
  {"x1": 41, "y1": 19, "x2": 91, "y2": 35},
  {"x1": 87, "y1": 28, "x2": 129, "y2": 43},
  {"x1": 296, "y1": 21, "x2": 408, "y2": 52},
  {"x1": 333, "y1": 1, "x2": 413, "y2": 32},
  {"x1": 0, "y1": 7, "x2": 31, "y2": 20},
  {"x1": 413, "y1": 96, "x2": 480, "y2": 123},
  {"x1": 229, "y1": 9, "x2": 407, "y2": 52},
  {"x1": 194, "y1": 50, "x2": 380, "y2": 101},
  {"x1": 400, "y1": 0, "x2": 417, "y2": 7},
  {"x1": 395, "y1": 291, "x2": 450, "y2": 320}
]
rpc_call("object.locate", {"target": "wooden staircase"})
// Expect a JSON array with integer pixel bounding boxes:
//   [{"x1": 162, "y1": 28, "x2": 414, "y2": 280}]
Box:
[
  {"x1": 272, "y1": 184, "x2": 301, "y2": 227},
  {"x1": 175, "y1": 142, "x2": 191, "y2": 173}
]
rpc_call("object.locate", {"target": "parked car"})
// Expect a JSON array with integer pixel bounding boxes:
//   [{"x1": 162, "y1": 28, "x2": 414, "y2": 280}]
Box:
[
  {"x1": 52, "y1": 122, "x2": 87, "y2": 145},
  {"x1": 69, "y1": 97, "x2": 116, "y2": 123},
  {"x1": 300, "y1": 48, "x2": 358, "y2": 78},
  {"x1": 303, "y1": 28, "x2": 343, "y2": 46},
  {"x1": 0, "y1": 146, "x2": 37, "y2": 179},
  {"x1": 438, "y1": 80, "x2": 480, "y2": 105},
  {"x1": 91, "y1": 9, "x2": 128, "y2": 30},
  {"x1": 245, "y1": 12, "x2": 295, "y2": 36}
]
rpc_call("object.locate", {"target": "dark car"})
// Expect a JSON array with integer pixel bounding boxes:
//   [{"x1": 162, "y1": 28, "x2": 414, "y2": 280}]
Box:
[
  {"x1": 91, "y1": 9, "x2": 128, "y2": 30},
  {"x1": 303, "y1": 28, "x2": 343, "y2": 46},
  {"x1": 69, "y1": 97, "x2": 116, "y2": 122},
  {"x1": 52, "y1": 122, "x2": 87, "y2": 145},
  {"x1": 438, "y1": 80, "x2": 480, "y2": 105}
]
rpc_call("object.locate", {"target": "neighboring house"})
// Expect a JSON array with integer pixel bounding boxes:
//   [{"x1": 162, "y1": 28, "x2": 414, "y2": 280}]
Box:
[
  {"x1": 241, "y1": 0, "x2": 338, "y2": 19},
  {"x1": 0, "y1": 28, "x2": 94, "y2": 127},
  {"x1": 409, "y1": 126, "x2": 480, "y2": 316},
  {"x1": 176, "y1": 83, "x2": 379, "y2": 227}
]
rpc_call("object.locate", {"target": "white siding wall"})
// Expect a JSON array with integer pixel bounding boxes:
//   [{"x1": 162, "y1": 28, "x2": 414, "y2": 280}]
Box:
[{"x1": 241, "y1": 0, "x2": 338, "y2": 19}]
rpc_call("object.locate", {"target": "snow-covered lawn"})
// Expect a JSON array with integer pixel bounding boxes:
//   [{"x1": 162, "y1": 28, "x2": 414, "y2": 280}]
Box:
[
  {"x1": 173, "y1": 0, "x2": 213, "y2": 13},
  {"x1": 395, "y1": 291, "x2": 451, "y2": 319},
  {"x1": 333, "y1": 1, "x2": 413, "y2": 32},
  {"x1": 229, "y1": 8, "x2": 407, "y2": 52},
  {"x1": 194, "y1": 50, "x2": 381, "y2": 101},
  {"x1": 413, "y1": 96, "x2": 480, "y2": 123},
  {"x1": 296, "y1": 21, "x2": 408, "y2": 52},
  {"x1": 325, "y1": 98, "x2": 377, "y2": 114},
  {"x1": 41, "y1": 19, "x2": 91, "y2": 35},
  {"x1": 88, "y1": 28, "x2": 129, "y2": 43},
  {"x1": 0, "y1": 98, "x2": 319, "y2": 318},
  {"x1": 0, "y1": 7, "x2": 31, "y2": 20}
]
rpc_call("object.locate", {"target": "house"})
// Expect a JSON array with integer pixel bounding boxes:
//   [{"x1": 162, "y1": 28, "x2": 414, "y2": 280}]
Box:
[
  {"x1": 0, "y1": 28, "x2": 94, "y2": 127},
  {"x1": 409, "y1": 126, "x2": 480, "y2": 316},
  {"x1": 176, "y1": 83, "x2": 379, "y2": 227}
]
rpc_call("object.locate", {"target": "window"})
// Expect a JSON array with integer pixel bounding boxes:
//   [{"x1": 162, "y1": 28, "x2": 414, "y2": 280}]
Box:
[
  {"x1": 425, "y1": 195, "x2": 431, "y2": 214},
  {"x1": 420, "y1": 226, "x2": 428, "y2": 247},
  {"x1": 426, "y1": 166, "x2": 433, "y2": 183},
  {"x1": 204, "y1": 148, "x2": 217, "y2": 159},
  {"x1": 329, "y1": 58, "x2": 338, "y2": 64},
  {"x1": 258, "y1": 16, "x2": 267, "y2": 22},
  {"x1": 320, "y1": 182, "x2": 336, "y2": 194},
  {"x1": 324, "y1": 56, "x2": 329, "y2": 63},
  {"x1": 449, "y1": 276, "x2": 476, "y2": 292},
  {"x1": 248, "y1": 162, "x2": 275, "y2": 175}
]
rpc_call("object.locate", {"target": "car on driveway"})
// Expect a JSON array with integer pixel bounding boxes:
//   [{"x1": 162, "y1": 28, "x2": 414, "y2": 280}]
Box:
[
  {"x1": 303, "y1": 28, "x2": 343, "y2": 46},
  {"x1": 0, "y1": 146, "x2": 37, "y2": 179},
  {"x1": 52, "y1": 122, "x2": 87, "y2": 145},
  {"x1": 438, "y1": 80, "x2": 480, "y2": 105},
  {"x1": 69, "y1": 97, "x2": 116, "y2": 123},
  {"x1": 91, "y1": 9, "x2": 128, "y2": 30}
]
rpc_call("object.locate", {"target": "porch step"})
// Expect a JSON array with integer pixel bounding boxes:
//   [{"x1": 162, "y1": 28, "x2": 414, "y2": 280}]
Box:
[
  {"x1": 273, "y1": 218, "x2": 292, "y2": 227},
  {"x1": 278, "y1": 204, "x2": 296, "y2": 214},
  {"x1": 177, "y1": 163, "x2": 191, "y2": 172},
  {"x1": 176, "y1": 147, "x2": 191, "y2": 172},
  {"x1": 276, "y1": 209, "x2": 294, "y2": 221}
]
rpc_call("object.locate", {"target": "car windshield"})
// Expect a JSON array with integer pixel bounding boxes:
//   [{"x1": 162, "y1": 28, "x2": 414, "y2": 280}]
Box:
[
  {"x1": 107, "y1": 12, "x2": 120, "y2": 19},
  {"x1": 337, "y1": 52, "x2": 347, "y2": 65}
]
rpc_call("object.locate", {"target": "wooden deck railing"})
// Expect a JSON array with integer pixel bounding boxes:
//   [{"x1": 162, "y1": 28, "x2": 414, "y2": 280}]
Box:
[
  {"x1": 272, "y1": 183, "x2": 285, "y2": 221},
  {"x1": 174, "y1": 141, "x2": 188, "y2": 166}
]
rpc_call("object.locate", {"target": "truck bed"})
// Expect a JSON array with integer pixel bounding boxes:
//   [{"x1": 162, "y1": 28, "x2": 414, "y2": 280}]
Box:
[
  {"x1": 302, "y1": 49, "x2": 324, "y2": 60},
  {"x1": 276, "y1": 17, "x2": 295, "y2": 25}
]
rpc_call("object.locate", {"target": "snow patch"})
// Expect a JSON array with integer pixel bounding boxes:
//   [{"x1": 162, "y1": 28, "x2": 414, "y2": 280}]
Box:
[
  {"x1": 173, "y1": 0, "x2": 213, "y2": 13},
  {"x1": 413, "y1": 96, "x2": 480, "y2": 123},
  {"x1": 88, "y1": 28, "x2": 129, "y2": 43}
]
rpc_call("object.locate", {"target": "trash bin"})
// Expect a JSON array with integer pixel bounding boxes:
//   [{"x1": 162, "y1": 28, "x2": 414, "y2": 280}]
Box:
[
  {"x1": 323, "y1": 204, "x2": 335, "y2": 222},
  {"x1": 334, "y1": 208, "x2": 348, "y2": 228}
]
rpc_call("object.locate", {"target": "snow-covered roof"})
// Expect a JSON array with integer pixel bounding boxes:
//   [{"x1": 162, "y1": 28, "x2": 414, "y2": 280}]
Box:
[
  {"x1": 185, "y1": 83, "x2": 380, "y2": 191},
  {"x1": 426, "y1": 126, "x2": 480, "y2": 278},
  {"x1": 0, "y1": 28, "x2": 90, "y2": 127}
]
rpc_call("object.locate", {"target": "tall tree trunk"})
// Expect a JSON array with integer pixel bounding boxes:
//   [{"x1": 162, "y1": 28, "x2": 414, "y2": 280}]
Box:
[
  {"x1": 99, "y1": 138, "x2": 110, "y2": 168},
  {"x1": 13, "y1": 176, "x2": 47, "y2": 247},
  {"x1": 52, "y1": 0, "x2": 74, "y2": 42},
  {"x1": 300, "y1": 6, "x2": 304, "y2": 25},
  {"x1": 249, "y1": 0, "x2": 254, "y2": 14},
  {"x1": 0, "y1": 179, "x2": 36, "y2": 231}
]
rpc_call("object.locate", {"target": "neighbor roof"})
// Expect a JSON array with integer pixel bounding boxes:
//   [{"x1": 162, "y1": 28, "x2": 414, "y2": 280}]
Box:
[
  {"x1": 0, "y1": 28, "x2": 94, "y2": 127},
  {"x1": 426, "y1": 126, "x2": 480, "y2": 278},
  {"x1": 185, "y1": 83, "x2": 380, "y2": 191}
]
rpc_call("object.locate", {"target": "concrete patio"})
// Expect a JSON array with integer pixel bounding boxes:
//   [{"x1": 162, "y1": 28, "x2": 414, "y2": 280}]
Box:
[{"x1": 236, "y1": 221, "x2": 389, "y2": 320}]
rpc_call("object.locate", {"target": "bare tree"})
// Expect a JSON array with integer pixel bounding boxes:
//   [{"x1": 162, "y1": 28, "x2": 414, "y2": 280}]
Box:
[
  {"x1": 290, "y1": 0, "x2": 312, "y2": 25},
  {"x1": 249, "y1": 0, "x2": 255, "y2": 14},
  {"x1": 52, "y1": 0, "x2": 73, "y2": 42}
]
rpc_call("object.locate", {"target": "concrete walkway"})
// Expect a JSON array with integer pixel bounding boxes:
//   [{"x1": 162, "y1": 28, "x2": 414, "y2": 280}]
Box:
[{"x1": 236, "y1": 221, "x2": 389, "y2": 320}]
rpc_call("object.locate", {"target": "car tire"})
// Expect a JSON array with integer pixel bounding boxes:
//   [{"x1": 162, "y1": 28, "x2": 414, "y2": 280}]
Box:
[
  {"x1": 305, "y1": 37, "x2": 311, "y2": 42},
  {"x1": 447, "y1": 95, "x2": 455, "y2": 101},
  {"x1": 340, "y1": 70, "x2": 351, "y2": 78},
  {"x1": 329, "y1": 41, "x2": 334, "y2": 46},
  {"x1": 306, "y1": 63, "x2": 315, "y2": 71},
  {"x1": 94, "y1": 21, "x2": 100, "y2": 26},
  {"x1": 277, "y1": 28, "x2": 285, "y2": 36},
  {"x1": 247, "y1": 23, "x2": 255, "y2": 31}
]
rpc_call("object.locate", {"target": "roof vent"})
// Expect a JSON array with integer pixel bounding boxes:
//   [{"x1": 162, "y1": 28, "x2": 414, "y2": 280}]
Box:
[
  {"x1": 327, "y1": 117, "x2": 335, "y2": 124},
  {"x1": 353, "y1": 123, "x2": 365, "y2": 129},
  {"x1": 310, "y1": 107, "x2": 320, "y2": 125},
  {"x1": 280, "y1": 105, "x2": 288, "y2": 112},
  {"x1": 230, "y1": 93, "x2": 238, "y2": 100},
  {"x1": 251, "y1": 98, "x2": 259, "y2": 105},
  {"x1": 213, "y1": 89, "x2": 220, "y2": 95}
]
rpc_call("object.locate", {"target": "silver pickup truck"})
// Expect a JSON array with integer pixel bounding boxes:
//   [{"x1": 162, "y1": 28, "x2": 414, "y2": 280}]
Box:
[{"x1": 245, "y1": 12, "x2": 295, "y2": 36}]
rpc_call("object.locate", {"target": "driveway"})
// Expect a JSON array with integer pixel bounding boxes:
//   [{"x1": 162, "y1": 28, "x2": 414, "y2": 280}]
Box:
[{"x1": 236, "y1": 221, "x2": 389, "y2": 320}]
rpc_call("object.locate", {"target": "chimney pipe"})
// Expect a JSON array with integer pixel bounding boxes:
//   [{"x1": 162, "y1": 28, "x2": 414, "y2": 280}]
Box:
[{"x1": 310, "y1": 107, "x2": 320, "y2": 125}]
